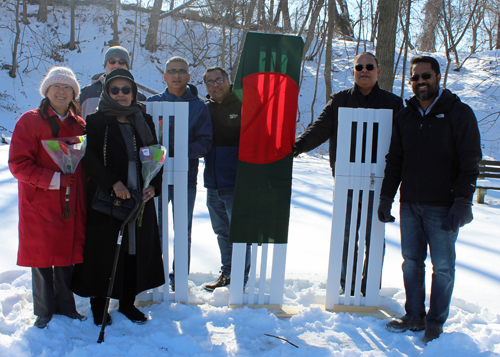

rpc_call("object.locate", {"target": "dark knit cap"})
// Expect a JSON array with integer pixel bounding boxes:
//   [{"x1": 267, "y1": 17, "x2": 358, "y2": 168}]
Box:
[
  {"x1": 105, "y1": 68, "x2": 138, "y2": 99},
  {"x1": 103, "y1": 46, "x2": 130, "y2": 69}
]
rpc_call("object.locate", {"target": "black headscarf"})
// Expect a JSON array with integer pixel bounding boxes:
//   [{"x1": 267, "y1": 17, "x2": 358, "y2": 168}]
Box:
[{"x1": 98, "y1": 69, "x2": 154, "y2": 145}]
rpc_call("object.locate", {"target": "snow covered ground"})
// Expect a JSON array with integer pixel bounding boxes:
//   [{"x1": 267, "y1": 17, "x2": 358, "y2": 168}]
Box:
[
  {"x1": 1, "y1": 145, "x2": 500, "y2": 356},
  {"x1": 1, "y1": 3, "x2": 500, "y2": 355}
]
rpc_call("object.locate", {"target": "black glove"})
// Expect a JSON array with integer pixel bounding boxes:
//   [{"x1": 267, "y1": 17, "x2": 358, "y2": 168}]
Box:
[
  {"x1": 293, "y1": 144, "x2": 300, "y2": 158},
  {"x1": 377, "y1": 196, "x2": 395, "y2": 223},
  {"x1": 441, "y1": 197, "x2": 473, "y2": 234}
]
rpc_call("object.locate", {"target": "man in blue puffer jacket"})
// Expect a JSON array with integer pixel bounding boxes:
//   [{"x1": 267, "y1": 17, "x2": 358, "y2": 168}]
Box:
[
  {"x1": 147, "y1": 56, "x2": 212, "y2": 288},
  {"x1": 202, "y1": 67, "x2": 250, "y2": 292}
]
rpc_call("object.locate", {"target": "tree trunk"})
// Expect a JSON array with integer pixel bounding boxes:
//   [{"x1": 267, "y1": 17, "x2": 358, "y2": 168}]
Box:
[
  {"x1": 302, "y1": 0, "x2": 325, "y2": 60},
  {"x1": 497, "y1": 13, "x2": 500, "y2": 49},
  {"x1": 38, "y1": 0, "x2": 47, "y2": 23},
  {"x1": 298, "y1": 0, "x2": 314, "y2": 36},
  {"x1": 22, "y1": 0, "x2": 29, "y2": 24},
  {"x1": 230, "y1": 0, "x2": 258, "y2": 80},
  {"x1": 400, "y1": 0, "x2": 411, "y2": 98},
  {"x1": 325, "y1": 0, "x2": 336, "y2": 102},
  {"x1": 110, "y1": 0, "x2": 120, "y2": 46},
  {"x1": 376, "y1": 0, "x2": 400, "y2": 92},
  {"x1": 69, "y1": 0, "x2": 76, "y2": 50},
  {"x1": 335, "y1": 0, "x2": 353, "y2": 36},
  {"x1": 10, "y1": 0, "x2": 21, "y2": 78},
  {"x1": 416, "y1": 0, "x2": 441, "y2": 52},
  {"x1": 144, "y1": 0, "x2": 163, "y2": 52}
]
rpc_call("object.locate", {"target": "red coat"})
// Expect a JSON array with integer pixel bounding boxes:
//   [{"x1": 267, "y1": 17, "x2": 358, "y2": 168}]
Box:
[{"x1": 9, "y1": 108, "x2": 87, "y2": 268}]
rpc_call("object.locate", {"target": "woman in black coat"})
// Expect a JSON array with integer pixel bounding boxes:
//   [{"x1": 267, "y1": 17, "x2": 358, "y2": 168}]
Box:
[{"x1": 72, "y1": 68, "x2": 164, "y2": 325}]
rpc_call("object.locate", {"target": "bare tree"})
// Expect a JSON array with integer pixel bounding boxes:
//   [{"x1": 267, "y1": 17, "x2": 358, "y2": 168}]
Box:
[
  {"x1": 69, "y1": 0, "x2": 77, "y2": 50},
  {"x1": 400, "y1": 0, "x2": 412, "y2": 97},
  {"x1": 416, "y1": 0, "x2": 441, "y2": 52},
  {"x1": 22, "y1": 0, "x2": 29, "y2": 25},
  {"x1": 145, "y1": 0, "x2": 163, "y2": 52},
  {"x1": 302, "y1": 0, "x2": 325, "y2": 59},
  {"x1": 10, "y1": 0, "x2": 22, "y2": 78},
  {"x1": 273, "y1": 0, "x2": 292, "y2": 32},
  {"x1": 376, "y1": 0, "x2": 400, "y2": 92},
  {"x1": 38, "y1": 0, "x2": 48, "y2": 23},
  {"x1": 230, "y1": 0, "x2": 258, "y2": 79},
  {"x1": 110, "y1": 0, "x2": 120, "y2": 46},
  {"x1": 325, "y1": 0, "x2": 336, "y2": 101}
]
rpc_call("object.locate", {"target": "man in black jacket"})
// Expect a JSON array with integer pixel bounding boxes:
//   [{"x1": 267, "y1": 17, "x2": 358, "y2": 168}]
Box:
[
  {"x1": 294, "y1": 52, "x2": 404, "y2": 296},
  {"x1": 379, "y1": 56, "x2": 481, "y2": 344},
  {"x1": 202, "y1": 67, "x2": 250, "y2": 291}
]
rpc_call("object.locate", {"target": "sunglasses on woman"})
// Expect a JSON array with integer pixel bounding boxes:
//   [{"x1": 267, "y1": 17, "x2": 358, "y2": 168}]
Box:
[
  {"x1": 110, "y1": 86, "x2": 131, "y2": 95},
  {"x1": 354, "y1": 64, "x2": 375, "y2": 71},
  {"x1": 409, "y1": 73, "x2": 436, "y2": 82},
  {"x1": 108, "y1": 59, "x2": 127, "y2": 65}
]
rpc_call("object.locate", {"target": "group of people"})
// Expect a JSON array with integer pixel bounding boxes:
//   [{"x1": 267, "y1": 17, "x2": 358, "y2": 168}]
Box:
[{"x1": 9, "y1": 45, "x2": 481, "y2": 345}]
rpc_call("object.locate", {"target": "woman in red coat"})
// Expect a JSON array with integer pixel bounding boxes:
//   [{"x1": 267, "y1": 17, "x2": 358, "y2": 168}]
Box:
[{"x1": 8, "y1": 66, "x2": 87, "y2": 329}]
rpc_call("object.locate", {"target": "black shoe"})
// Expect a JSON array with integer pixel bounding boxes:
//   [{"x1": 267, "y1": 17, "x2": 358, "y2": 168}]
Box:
[
  {"x1": 61, "y1": 312, "x2": 87, "y2": 321},
  {"x1": 119, "y1": 305, "x2": 148, "y2": 324},
  {"x1": 204, "y1": 272, "x2": 230, "y2": 292},
  {"x1": 422, "y1": 324, "x2": 443, "y2": 344},
  {"x1": 92, "y1": 310, "x2": 112, "y2": 326},
  {"x1": 34, "y1": 316, "x2": 52, "y2": 329},
  {"x1": 386, "y1": 315, "x2": 426, "y2": 332}
]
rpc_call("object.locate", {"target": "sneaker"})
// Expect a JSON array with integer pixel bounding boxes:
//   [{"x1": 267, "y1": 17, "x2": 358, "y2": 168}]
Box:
[
  {"x1": 204, "y1": 272, "x2": 230, "y2": 292},
  {"x1": 386, "y1": 315, "x2": 426, "y2": 332},
  {"x1": 119, "y1": 305, "x2": 148, "y2": 324},
  {"x1": 423, "y1": 324, "x2": 443, "y2": 344},
  {"x1": 34, "y1": 316, "x2": 52, "y2": 329}
]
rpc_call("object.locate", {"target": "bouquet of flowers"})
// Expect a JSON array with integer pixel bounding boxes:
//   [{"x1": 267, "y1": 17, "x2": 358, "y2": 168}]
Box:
[
  {"x1": 137, "y1": 144, "x2": 166, "y2": 227},
  {"x1": 41, "y1": 135, "x2": 87, "y2": 220}
]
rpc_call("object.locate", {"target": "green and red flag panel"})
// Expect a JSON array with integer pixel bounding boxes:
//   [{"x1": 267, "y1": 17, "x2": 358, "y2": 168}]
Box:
[{"x1": 230, "y1": 32, "x2": 304, "y2": 244}]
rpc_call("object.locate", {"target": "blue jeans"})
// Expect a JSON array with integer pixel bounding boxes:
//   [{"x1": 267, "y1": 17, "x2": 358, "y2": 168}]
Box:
[
  {"x1": 207, "y1": 188, "x2": 250, "y2": 282},
  {"x1": 400, "y1": 203, "x2": 458, "y2": 326},
  {"x1": 168, "y1": 185, "x2": 197, "y2": 285}
]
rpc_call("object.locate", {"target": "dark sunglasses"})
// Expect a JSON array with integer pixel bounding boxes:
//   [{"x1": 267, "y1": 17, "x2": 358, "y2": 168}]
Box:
[
  {"x1": 354, "y1": 64, "x2": 375, "y2": 71},
  {"x1": 409, "y1": 73, "x2": 436, "y2": 82},
  {"x1": 108, "y1": 59, "x2": 127, "y2": 65},
  {"x1": 206, "y1": 77, "x2": 226, "y2": 87},
  {"x1": 166, "y1": 68, "x2": 188, "y2": 76},
  {"x1": 110, "y1": 86, "x2": 131, "y2": 95}
]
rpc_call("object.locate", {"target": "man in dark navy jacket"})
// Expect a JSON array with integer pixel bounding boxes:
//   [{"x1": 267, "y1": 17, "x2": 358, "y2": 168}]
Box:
[
  {"x1": 202, "y1": 67, "x2": 250, "y2": 291},
  {"x1": 379, "y1": 56, "x2": 481, "y2": 344},
  {"x1": 294, "y1": 52, "x2": 404, "y2": 296}
]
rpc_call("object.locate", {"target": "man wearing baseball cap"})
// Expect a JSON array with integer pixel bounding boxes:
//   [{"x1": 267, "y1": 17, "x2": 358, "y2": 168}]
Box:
[{"x1": 78, "y1": 46, "x2": 147, "y2": 119}]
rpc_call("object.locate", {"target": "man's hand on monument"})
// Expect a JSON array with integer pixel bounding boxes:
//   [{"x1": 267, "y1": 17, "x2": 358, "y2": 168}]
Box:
[
  {"x1": 441, "y1": 197, "x2": 473, "y2": 234},
  {"x1": 377, "y1": 196, "x2": 395, "y2": 223}
]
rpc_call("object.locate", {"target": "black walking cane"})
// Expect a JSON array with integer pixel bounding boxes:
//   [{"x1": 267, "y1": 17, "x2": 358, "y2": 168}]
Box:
[{"x1": 97, "y1": 193, "x2": 142, "y2": 344}]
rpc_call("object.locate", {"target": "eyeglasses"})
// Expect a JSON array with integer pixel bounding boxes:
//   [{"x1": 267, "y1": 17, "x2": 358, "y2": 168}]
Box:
[
  {"x1": 110, "y1": 86, "x2": 132, "y2": 95},
  {"x1": 165, "y1": 68, "x2": 188, "y2": 76},
  {"x1": 206, "y1": 77, "x2": 226, "y2": 87},
  {"x1": 51, "y1": 84, "x2": 73, "y2": 94},
  {"x1": 354, "y1": 64, "x2": 376, "y2": 71},
  {"x1": 409, "y1": 73, "x2": 436, "y2": 82},
  {"x1": 108, "y1": 59, "x2": 127, "y2": 66}
]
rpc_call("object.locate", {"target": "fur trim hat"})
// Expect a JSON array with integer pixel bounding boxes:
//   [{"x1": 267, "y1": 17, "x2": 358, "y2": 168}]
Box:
[
  {"x1": 39, "y1": 66, "x2": 80, "y2": 98},
  {"x1": 104, "y1": 46, "x2": 130, "y2": 69}
]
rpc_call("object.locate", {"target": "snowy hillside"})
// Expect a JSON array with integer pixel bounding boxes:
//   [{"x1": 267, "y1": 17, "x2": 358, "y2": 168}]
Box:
[{"x1": 1, "y1": 3, "x2": 500, "y2": 356}]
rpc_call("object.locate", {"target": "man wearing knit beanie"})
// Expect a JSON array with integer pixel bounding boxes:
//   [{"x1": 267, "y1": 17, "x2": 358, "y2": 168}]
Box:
[{"x1": 78, "y1": 46, "x2": 146, "y2": 119}]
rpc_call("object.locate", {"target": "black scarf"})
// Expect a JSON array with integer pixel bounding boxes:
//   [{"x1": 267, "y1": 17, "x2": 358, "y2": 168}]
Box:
[{"x1": 98, "y1": 91, "x2": 154, "y2": 146}]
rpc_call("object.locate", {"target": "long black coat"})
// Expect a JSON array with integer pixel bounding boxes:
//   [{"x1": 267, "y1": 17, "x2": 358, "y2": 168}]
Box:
[{"x1": 72, "y1": 111, "x2": 165, "y2": 299}]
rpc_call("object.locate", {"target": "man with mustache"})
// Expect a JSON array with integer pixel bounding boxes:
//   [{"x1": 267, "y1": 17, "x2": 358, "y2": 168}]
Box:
[
  {"x1": 294, "y1": 52, "x2": 404, "y2": 297},
  {"x1": 379, "y1": 56, "x2": 482, "y2": 344}
]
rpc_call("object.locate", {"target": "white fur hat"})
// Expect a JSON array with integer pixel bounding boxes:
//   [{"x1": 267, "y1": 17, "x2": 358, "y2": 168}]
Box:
[{"x1": 39, "y1": 66, "x2": 80, "y2": 98}]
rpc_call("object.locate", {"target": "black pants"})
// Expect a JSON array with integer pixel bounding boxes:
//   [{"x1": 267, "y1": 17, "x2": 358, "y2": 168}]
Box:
[
  {"x1": 91, "y1": 254, "x2": 138, "y2": 313},
  {"x1": 32, "y1": 266, "x2": 77, "y2": 318}
]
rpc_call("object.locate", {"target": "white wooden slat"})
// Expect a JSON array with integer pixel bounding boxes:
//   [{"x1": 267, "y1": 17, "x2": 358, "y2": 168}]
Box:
[
  {"x1": 139, "y1": 102, "x2": 189, "y2": 304},
  {"x1": 269, "y1": 244, "x2": 287, "y2": 305},
  {"x1": 325, "y1": 108, "x2": 392, "y2": 310},
  {"x1": 228, "y1": 243, "x2": 246, "y2": 306},
  {"x1": 257, "y1": 244, "x2": 269, "y2": 305}
]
